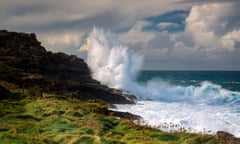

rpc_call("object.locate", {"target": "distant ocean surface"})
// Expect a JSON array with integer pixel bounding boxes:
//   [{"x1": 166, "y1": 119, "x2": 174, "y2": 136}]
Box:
[
  {"x1": 114, "y1": 71, "x2": 240, "y2": 137},
  {"x1": 137, "y1": 71, "x2": 240, "y2": 91}
]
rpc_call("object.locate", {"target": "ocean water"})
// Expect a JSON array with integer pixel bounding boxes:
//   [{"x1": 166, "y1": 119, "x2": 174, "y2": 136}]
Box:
[
  {"x1": 114, "y1": 71, "x2": 240, "y2": 136},
  {"x1": 137, "y1": 71, "x2": 240, "y2": 92},
  {"x1": 85, "y1": 28, "x2": 240, "y2": 137}
]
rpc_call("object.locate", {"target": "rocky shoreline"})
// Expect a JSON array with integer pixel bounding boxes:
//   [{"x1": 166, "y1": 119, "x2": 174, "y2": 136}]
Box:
[{"x1": 1, "y1": 29, "x2": 240, "y2": 143}]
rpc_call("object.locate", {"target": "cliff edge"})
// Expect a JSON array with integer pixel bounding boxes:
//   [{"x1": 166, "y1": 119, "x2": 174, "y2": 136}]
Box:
[{"x1": 0, "y1": 30, "x2": 134, "y2": 104}]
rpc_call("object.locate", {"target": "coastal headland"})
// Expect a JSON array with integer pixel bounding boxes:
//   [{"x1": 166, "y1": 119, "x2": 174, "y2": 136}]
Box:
[{"x1": 0, "y1": 30, "x2": 239, "y2": 143}]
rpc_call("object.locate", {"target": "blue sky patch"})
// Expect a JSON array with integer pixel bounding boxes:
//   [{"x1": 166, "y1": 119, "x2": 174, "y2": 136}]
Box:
[{"x1": 114, "y1": 26, "x2": 132, "y2": 33}]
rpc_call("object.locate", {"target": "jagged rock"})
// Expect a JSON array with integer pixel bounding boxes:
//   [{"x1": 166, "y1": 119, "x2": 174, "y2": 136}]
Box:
[
  {"x1": 108, "y1": 110, "x2": 141, "y2": 120},
  {"x1": 0, "y1": 29, "x2": 134, "y2": 104},
  {"x1": 217, "y1": 131, "x2": 240, "y2": 144},
  {"x1": 0, "y1": 85, "x2": 11, "y2": 100}
]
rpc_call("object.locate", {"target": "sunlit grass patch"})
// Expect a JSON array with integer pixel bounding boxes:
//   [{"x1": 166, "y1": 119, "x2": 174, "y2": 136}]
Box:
[{"x1": 0, "y1": 84, "x2": 220, "y2": 144}]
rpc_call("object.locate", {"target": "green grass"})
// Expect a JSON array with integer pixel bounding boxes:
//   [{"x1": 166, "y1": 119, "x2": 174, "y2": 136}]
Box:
[{"x1": 0, "y1": 82, "x2": 220, "y2": 144}]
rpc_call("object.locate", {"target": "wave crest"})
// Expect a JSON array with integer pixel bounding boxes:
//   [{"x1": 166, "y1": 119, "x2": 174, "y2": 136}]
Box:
[
  {"x1": 144, "y1": 80, "x2": 240, "y2": 105},
  {"x1": 86, "y1": 27, "x2": 142, "y2": 89}
]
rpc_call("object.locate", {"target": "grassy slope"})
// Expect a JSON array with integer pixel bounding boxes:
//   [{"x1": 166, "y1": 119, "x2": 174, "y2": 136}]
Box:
[{"x1": 0, "y1": 82, "x2": 220, "y2": 144}]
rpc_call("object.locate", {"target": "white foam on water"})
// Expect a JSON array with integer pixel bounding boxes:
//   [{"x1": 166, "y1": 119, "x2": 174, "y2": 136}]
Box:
[{"x1": 113, "y1": 101, "x2": 240, "y2": 137}]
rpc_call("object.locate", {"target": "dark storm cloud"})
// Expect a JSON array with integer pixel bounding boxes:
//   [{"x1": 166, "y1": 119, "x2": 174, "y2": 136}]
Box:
[
  {"x1": 6, "y1": 3, "x2": 51, "y2": 17},
  {"x1": 1, "y1": 0, "x2": 182, "y2": 32},
  {"x1": 235, "y1": 42, "x2": 240, "y2": 49},
  {"x1": 44, "y1": 11, "x2": 126, "y2": 32},
  {"x1": 12, "y1": 10, "x2": 124, "y2": 33}
]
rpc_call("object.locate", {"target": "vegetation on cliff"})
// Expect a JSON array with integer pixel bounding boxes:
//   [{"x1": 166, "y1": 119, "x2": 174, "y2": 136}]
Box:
[{"x1": 0, "y1": 81, "x2": 220, "y2": 144}]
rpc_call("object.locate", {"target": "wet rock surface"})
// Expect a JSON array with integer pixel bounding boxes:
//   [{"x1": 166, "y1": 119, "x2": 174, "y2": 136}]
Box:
[{"x1": 217, "y1": 131, "x2": 240, "y2": 144}]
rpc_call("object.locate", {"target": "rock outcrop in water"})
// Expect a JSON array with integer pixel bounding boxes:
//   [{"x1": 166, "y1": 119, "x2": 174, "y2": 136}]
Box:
[
  {"x1": 0, "y1": 30, "x2": 134, "y2": 104},
  {"x1": 217, "y1": 131, "x2": 240, "y2": 144}
]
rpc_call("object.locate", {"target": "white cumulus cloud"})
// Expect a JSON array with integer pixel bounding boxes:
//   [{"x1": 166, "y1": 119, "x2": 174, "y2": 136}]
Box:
[
  {"x1": 119, "y1": 21, "x2": 156, "y2": 45},
  {"x1": 185, "y1": 2, "x2": 240, "y2": 51},
  {"x1": 39, "y1": 32, "x2": 84, "y2": 54},
  {"x1": 157, "y1": 22, "x2": 179, "y2": 29},
  {"x1": 119, "y1": 1, "x2": 240, "y2": 70}
]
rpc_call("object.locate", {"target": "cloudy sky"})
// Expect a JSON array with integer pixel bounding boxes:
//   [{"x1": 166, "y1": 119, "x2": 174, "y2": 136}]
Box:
[{"x1": 1, "y1": 0, "x2": 240, "y2": 70}]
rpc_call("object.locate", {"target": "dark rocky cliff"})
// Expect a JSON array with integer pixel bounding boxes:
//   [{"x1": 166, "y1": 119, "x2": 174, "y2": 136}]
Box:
[{"x1": 0, "y1": 30, "x2": 134, "y2": 104}]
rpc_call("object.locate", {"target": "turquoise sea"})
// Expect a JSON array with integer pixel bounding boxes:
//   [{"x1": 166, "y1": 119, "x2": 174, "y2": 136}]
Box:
[{"x1": 137, "y1": 71, "x2": 240, "y2": 91}]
